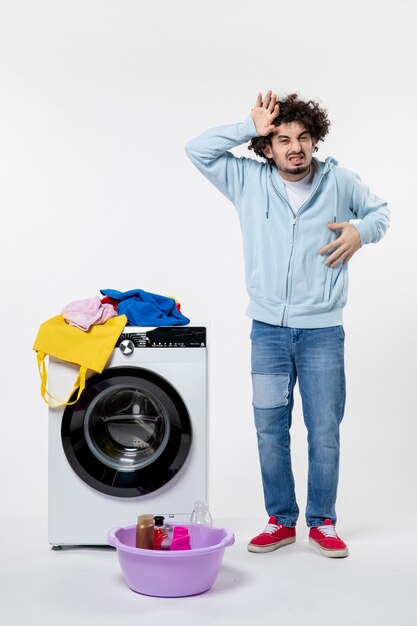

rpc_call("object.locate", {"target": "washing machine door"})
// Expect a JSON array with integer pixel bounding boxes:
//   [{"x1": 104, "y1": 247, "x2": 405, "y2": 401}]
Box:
[{"x1": 61, "y1": 367, "x2": 192, "y2": 497}]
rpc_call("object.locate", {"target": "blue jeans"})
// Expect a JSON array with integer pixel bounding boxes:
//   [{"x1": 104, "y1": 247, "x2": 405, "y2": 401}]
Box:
[{"x1": 251, "y1": 320, "x2": 346, "y2": 527}]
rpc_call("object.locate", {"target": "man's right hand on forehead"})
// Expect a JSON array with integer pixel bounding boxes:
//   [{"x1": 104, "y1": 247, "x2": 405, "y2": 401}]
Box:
[{"x1": 251, "y1": 90, "x2": 280, "y2": 136}]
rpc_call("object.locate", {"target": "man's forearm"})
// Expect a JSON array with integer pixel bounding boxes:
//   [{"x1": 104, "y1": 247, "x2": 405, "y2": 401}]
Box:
[
  {"x1": 185, "y1": 116, "x2": 257, "y2": 166},
  {"x1": 350, "y1": 173, "x2": 390, "y2": 245},
  {"x1": 185, "y1": 116, "x2": 258, "y2": 203}
]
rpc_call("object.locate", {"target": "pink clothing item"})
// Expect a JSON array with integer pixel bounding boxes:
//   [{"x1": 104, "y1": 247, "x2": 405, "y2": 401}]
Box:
[{"x1": 62, "y1": 296, "x2": 118, "y2": 332}]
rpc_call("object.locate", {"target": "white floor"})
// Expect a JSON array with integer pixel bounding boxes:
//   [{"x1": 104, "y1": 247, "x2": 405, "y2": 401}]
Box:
[{"x1": 1, "y1": 514, "x2": 415, "y2": 626}]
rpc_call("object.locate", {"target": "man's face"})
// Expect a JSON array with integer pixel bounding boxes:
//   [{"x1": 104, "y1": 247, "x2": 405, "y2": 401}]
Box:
[{"x1": 262, "y1": 121, "x2": 317, "y2": 181}]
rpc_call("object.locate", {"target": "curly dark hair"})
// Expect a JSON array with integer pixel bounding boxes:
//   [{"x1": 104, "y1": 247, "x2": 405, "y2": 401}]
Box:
[{"x1": 248, "y1": 93, "x2": 330, "y2": 163}]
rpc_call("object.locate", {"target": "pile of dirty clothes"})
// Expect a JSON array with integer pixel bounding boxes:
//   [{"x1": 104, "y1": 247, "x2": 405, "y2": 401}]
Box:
[
  {"x1": 33, "y1": 289, "x2": 190, "y2": 407},
  {"x1": 62, "y1": 288, "x2": 190, "y2": 331}
]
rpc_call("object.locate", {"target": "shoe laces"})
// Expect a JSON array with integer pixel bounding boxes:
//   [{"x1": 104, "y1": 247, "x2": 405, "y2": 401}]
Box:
[
  {"x1": 263, "y1": 522, "x2": 282, "y2": 535},
  {"x1": 317, "y1": 524, "x2": 338, "y2": 538}
]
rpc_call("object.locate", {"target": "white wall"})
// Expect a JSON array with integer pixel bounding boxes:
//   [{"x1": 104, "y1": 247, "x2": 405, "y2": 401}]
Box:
[{"x1": 0, "y1": 0, "x2": 415, "y2": 525}]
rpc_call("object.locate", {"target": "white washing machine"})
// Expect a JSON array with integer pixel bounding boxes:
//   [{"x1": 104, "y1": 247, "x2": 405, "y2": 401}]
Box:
[{"x1": 48, "y1": 325, "x2": 208, "y2": 547}]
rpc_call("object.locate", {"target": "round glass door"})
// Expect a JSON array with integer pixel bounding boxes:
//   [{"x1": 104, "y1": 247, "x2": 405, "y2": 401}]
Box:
[{"x1": 61, "y1": 367, "x2": 192, "y2": 497}]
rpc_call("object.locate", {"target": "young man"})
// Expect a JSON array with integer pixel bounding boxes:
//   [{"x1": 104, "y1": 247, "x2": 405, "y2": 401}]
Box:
[{"x1": 185, "y1": 91, "x2": 390, "y2": 558}]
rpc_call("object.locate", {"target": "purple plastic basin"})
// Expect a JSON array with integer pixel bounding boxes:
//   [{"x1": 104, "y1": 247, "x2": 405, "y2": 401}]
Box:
[{"x1": 108, "y1": 522, "x2": 235, "y2": 597}]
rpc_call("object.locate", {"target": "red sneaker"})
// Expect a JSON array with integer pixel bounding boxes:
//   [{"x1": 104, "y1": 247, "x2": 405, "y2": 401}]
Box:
[
  {"x1": 247, "y1": 516, "x2": 296, "y2": 553},
  {"x1": 309, "y1": 519, "x2": 349, "y2": 558}
]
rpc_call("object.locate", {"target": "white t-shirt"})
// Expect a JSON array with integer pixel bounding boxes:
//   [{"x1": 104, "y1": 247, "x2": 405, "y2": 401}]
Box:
[{"x1": 282, "y1": 168, "x2": 314, "y2": 213}]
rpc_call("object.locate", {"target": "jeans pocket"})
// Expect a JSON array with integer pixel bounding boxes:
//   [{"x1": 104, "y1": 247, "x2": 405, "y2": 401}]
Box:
[{"x1": 252, "y1": 373, "x2": 290, "y2": 409}]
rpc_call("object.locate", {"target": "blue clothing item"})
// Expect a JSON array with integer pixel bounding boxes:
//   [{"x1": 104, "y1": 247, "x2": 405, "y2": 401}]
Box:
[
  {"x1": 185, "y1": 116, "x2": 390, "y2": 328},
  {"x1": 100, "y1": 289, "x2": 190, "y2": 326},
  {"x1": 251, "y1": 320, "x2": 346, "y2": 527}
]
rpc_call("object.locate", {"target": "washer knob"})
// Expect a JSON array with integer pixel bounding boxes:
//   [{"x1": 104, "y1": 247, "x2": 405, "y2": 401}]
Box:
[{"x1": 119, "y1": 339, "x2": 135, "y2": 355}]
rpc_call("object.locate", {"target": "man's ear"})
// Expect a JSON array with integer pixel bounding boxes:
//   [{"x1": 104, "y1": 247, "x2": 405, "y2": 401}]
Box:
[{"x1": 262, "y1": 144, "x2": 273, "y2": 159}]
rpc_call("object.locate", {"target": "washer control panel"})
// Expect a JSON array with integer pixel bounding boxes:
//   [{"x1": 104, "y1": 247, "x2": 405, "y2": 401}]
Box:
[{"x1": 117, "y1": 326, "x2": 206, "y2": 349}]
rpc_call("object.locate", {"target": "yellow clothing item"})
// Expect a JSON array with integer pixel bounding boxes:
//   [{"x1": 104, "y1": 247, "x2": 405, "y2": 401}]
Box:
[{"x1": 33, "y1": 314, "x2": 127, "y2": 407}]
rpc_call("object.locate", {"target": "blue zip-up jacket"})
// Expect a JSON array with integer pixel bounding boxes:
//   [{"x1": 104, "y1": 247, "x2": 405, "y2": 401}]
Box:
[{"x1": 185, "y1": 115, "x2": 390, "y2": 328}]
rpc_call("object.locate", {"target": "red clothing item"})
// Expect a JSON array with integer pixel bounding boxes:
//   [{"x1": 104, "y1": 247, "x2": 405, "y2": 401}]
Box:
[{"x1": 101, "y1": 296, "x2": 119, "y2": 312}]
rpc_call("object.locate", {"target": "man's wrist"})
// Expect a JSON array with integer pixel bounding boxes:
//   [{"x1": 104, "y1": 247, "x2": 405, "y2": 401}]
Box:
[{"x1": 243, "y1": 114, "x2": 259, "y2": 138}]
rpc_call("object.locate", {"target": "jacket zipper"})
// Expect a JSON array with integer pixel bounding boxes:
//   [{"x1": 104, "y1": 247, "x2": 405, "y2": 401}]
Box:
[
  {"x1": 269, "y1": 175, "x2": 296, "y2": 325},
  {"x1": 282, "y1": 216, "x2": 297, "y2": 325},
  {"x1": 269, "y1": 168, "x2": 329, "y2": 326}
]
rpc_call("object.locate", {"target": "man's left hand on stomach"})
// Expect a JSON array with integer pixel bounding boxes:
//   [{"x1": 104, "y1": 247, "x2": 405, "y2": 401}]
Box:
[{"x1": 319, "y1": 222, "x2": 362, "y2": 268}]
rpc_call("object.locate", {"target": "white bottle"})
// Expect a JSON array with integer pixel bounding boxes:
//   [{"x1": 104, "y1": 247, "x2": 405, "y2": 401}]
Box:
[{"x1": 190, "y1": 500, "x2": 213, "y2": 527}]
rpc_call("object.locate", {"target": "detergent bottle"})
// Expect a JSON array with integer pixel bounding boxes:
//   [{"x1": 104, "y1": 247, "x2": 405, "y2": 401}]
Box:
[
  {"x1": 153, "y1": 516, "x2": 168, "y2": 550},
  {"x1": 190, "y1": 501, "x2": 213, "y2": 527}
]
